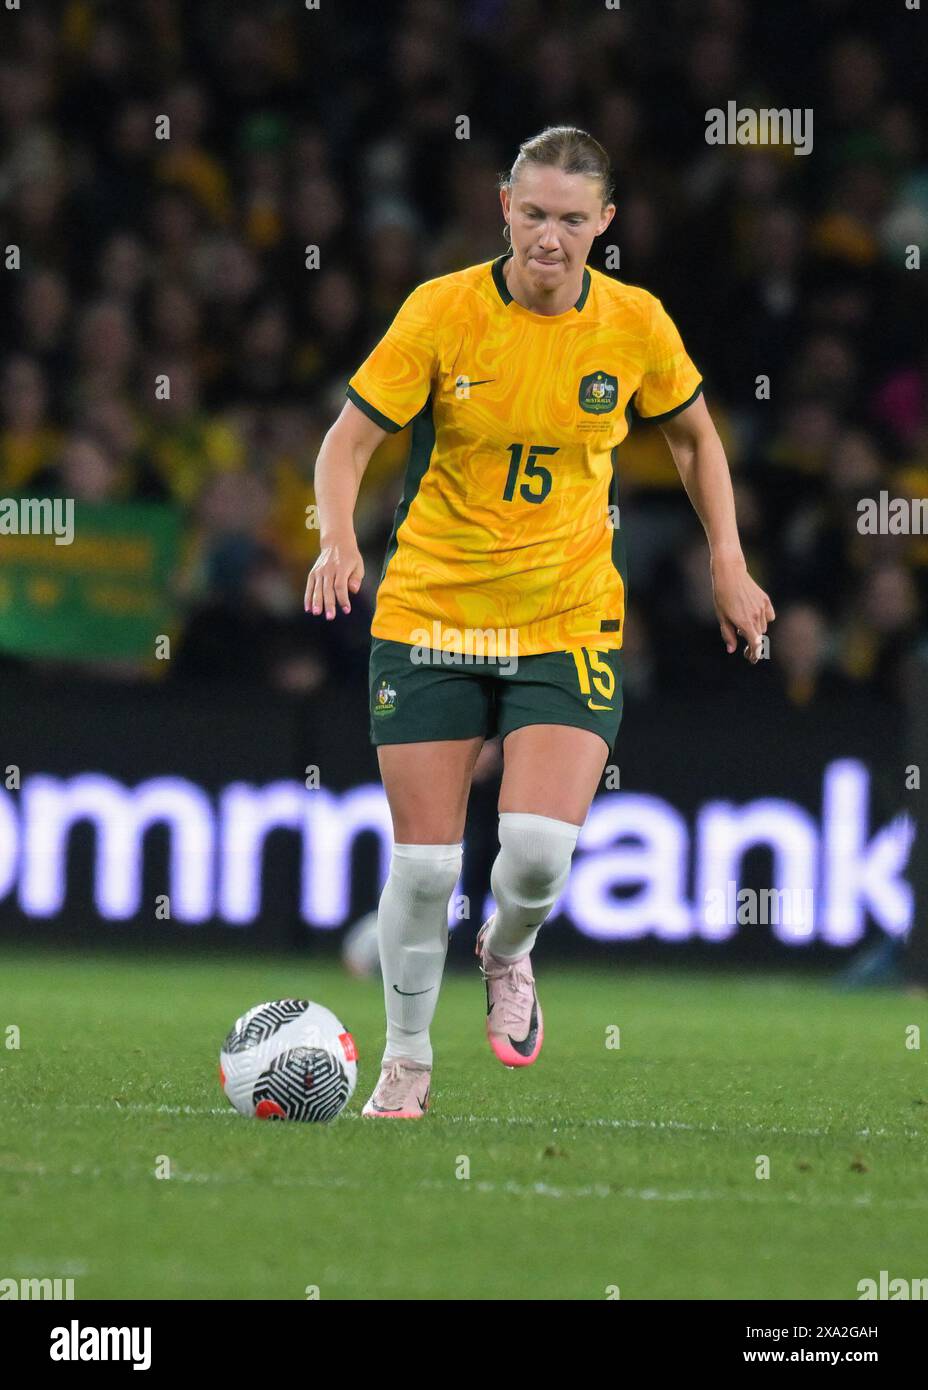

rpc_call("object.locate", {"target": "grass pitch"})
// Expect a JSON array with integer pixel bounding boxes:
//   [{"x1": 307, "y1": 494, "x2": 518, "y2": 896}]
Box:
[{"x1": 1, "y1": 948, "x2": 926, "y2": 1300}]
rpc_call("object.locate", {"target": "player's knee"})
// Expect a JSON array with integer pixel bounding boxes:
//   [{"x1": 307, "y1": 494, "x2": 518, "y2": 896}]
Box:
[
  {"x1": 388, "y1": 843, "x2": 463, "y2": 907},
  {"x1": 494, "y1": 812, "x2": 579, "y2": 900}
]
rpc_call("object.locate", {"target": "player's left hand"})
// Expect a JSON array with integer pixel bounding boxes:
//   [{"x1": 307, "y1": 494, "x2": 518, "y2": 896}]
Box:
[{"x1": 711, "y1": 556, "x2": 775, "y2": 664}]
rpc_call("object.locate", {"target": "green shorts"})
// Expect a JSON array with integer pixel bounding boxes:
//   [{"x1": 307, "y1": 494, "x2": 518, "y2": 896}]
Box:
[{"x1": 369, "y1": 637, "x2": 623, "y2": 750}]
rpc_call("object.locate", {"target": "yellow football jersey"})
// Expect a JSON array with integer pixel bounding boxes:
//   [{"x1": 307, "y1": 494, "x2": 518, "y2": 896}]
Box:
[{"x1": 346, "y1": 251, "x2": 702, "y2": 655}]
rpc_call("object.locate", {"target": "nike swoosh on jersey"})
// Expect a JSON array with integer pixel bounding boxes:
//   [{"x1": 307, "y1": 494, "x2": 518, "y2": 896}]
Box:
[
  {"x1": 455, "y1": 377, "x2": 496, "y2": 387},
  {"x1": 587, "y1": 700, "x2": 613, "y2": 710},
  {"x1": 393, "y1": 984, "x2": 434, "y2": 996}
]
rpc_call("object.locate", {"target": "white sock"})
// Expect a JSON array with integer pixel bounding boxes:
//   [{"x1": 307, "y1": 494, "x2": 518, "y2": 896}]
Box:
[
  {"x1": 378, "y1": 842, "x2": 463, "y2": 1067},
  {"x1": 486, "y1": 812, "x2": 580, "y2": 961}
]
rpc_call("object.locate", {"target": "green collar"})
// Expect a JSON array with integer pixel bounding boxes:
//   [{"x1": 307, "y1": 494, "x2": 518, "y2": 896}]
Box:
[{"x1": 491, "y1": 251, "x2": 591, "y2": 314}]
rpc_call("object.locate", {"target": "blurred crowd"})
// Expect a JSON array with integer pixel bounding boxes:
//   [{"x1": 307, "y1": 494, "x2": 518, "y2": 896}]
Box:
[{"x1": 0, "y1": 0, "x2": 926, "y2": 709}]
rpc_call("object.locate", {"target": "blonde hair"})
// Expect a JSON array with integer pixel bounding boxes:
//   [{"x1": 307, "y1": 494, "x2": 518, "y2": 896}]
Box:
[{"x1": 499, "y1": 125, "x2": 614, "y2": 242}]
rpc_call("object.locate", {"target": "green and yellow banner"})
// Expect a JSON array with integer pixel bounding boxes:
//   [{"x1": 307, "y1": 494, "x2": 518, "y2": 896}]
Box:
[{"x1": 0, "y1": 499, "x2": 182, "y2": 660}]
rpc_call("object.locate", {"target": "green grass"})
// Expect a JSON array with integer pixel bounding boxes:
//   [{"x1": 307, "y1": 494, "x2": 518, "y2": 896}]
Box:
[{"x1": 1, "y1": 948, "x2": 926, "y2": 1300}]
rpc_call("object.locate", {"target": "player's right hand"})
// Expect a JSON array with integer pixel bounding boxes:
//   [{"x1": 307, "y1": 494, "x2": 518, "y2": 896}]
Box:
[
  {"x1": 304, "y1": 538, "x2": 365, "y2": 619},
  {"x1": 711, "y1": 558, "x2": 775, "y2": 665}
]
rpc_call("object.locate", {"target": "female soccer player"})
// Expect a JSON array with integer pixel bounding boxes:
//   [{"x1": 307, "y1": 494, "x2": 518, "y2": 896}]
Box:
[{"x1": 306, "y1": 126, "x2": 774, "y2": 1118}]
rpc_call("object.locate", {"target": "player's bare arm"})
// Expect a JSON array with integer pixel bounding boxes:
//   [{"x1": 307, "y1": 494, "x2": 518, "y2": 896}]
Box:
[
  {"x1": 659, "y1": 392, "x2": 775, "y2": 664},
  {"x1": 304, "y1": 398, "x2": 383, "y2": 619}
]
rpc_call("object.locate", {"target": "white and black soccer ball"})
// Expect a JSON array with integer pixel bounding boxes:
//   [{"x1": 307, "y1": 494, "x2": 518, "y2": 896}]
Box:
[{"x1": 220, "y1": 999, "x2": 358, "y2": 1122}]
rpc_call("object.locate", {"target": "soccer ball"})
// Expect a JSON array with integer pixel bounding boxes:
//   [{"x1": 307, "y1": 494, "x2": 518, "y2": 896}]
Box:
[
  {"x1": 219, "y1": 999, "x2": 358, "y2": 1122},
  {"x1": 341, "y1": 910, "x2": 382, "y2": 978}
]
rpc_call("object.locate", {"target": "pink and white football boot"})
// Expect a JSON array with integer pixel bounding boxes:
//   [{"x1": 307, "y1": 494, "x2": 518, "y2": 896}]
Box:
[
  {"x1": 475, "y1": 918, "x2": 544, "y2": 1067},
  {"x1": 361, "y1": 1058, "x2": 431, "y2": 1118}
]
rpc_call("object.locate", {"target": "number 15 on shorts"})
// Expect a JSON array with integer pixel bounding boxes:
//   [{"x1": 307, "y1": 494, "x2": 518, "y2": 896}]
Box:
[{"x1": 571, "y1": 647, "x2": 615, "y2": 710}]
